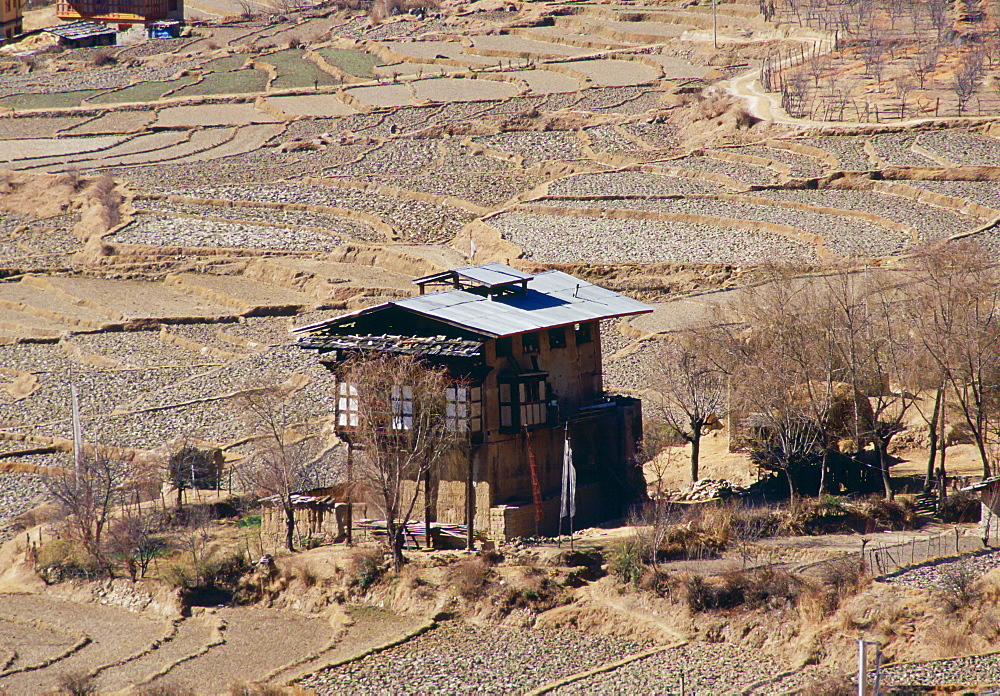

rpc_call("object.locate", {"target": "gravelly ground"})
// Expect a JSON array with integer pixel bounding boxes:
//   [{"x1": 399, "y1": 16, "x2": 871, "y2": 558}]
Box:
[
  {"x1": 798, "y1": 136, "x2": 872, "y2": 170},
  {"x1": 906, "y1": 180, "x2": 1000, "y2": 212},
  {"x1": 113, "y1": 214, "x2": 345, "y2": 250},
  {"x1": 495, "y1": 211, "x2": 818, "y2": 264},
  {"x1": 157, "y1": 183, "x2": 473, "y2": 244},
  {"x1": 733, "y1": 145, "x2": 827, "y2": 179},
  {"x1": 532, "y1": 195, "x2": 908, "y2": 257},
  {"x1": 916, "y1": 130, "x2": 1000, "y2": 166},
  {"x1": 0, "y1": 472, "x2": 52, "y2": 544},
  {"x1": 665, "y1": 154, "x2": 779, "y2": 185},
  {"x1": 882, "y1": 548, "x2": 1000, "y2": 591},
  {"x1": 620, "y1": 122, "x2": 679, "y2": 150},
  {"x1": 548, "y1": 171, "x2": 724, "y2": 197},
  {"x1": 475, "y1": 130, "x2": 586, "y2": 167},
  {"x1": 870, "y1": 133, "x2": 940, "y2": 167},
  {"x1": 750, "y1": 188, "x2": 979, "y2": 238},
  {"x1": 551, "y1": 641, "x2": 787, "y2": 695},
  {"x1": 302, "y1": 622, "x2": 654, "y2": 695},
  {"x1": 0, "y1": 61, "x2": 197, "y2": 98},
  {"x1": 134, "y1": 198, "x2": 381, "y2": 240}
]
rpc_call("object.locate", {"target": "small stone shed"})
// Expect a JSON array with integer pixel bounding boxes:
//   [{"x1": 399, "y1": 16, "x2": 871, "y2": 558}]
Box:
[{"x1": 259, "y1": 486, "x2": 366, "y2": 546}]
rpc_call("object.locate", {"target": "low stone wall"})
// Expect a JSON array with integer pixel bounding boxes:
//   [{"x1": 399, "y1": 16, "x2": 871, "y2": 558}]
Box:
[{"x1": 488, "y1": 482, "x2": 606, "y2": 540}]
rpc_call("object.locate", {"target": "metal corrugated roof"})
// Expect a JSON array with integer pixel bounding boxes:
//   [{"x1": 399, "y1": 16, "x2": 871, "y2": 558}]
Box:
[
  {"x1": 394, "y1": 270, "x2": 651, "y2": 336},
  {"x1": 293, "y1": 267, "x2": 652, "y2": 338},
  {"x1": 413, "y1": 262, "x2": 534, "y2": 288}
]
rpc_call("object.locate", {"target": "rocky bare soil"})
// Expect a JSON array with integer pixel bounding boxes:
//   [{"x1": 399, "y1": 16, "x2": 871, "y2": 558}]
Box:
[{"x1": 303, "y1": 622, "x2": 653, "y2": 695}]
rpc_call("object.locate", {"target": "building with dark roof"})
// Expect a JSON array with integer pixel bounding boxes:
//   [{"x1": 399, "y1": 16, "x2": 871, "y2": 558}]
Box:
[
  {"x1": 294, "y1": 263, "x2": 654, "y2": 542},
  {"x1": 41, "y1": 20, "x2": 116, "y2": 47}
]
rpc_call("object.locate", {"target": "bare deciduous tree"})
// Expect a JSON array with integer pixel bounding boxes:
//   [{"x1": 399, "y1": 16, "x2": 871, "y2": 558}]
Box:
[
  {"x1": 914, "y1": 45, "x2": 939, "y2": 89},
  {"x1": 45, "y1": 445, "x2": 127, "y2": 577},
  {"x1": 926, "y1": 0, "x2": 950, "y2": 39},
  {"x1": 896, "y1": 75, "x2": 915, "y2": 117},
  {"x1": 648, "y1": 335, "x2": 728, "y2": 483},
  {"x1": 907, "y1": 243, "x2": 1000, "y2": 479},
  {"x1": 236, "y1": 386, "x2": 332, "y2": 552},
  {"x1": 954, "y1": 50, "x2": 985, "y2": 116},
  {"x1": 339, "y1": 353, "x2": 461, "y2": 571}
]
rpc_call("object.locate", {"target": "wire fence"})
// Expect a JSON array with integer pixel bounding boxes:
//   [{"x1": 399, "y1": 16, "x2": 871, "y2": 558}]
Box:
[{"x1": 862, "y1": 527, "x2": 985, "y2": 577}]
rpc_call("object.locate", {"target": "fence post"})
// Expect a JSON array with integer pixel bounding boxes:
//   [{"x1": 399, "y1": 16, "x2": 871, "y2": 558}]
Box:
[{"x1": 857, "y1": 639, "x2": 868, "y2": 696}]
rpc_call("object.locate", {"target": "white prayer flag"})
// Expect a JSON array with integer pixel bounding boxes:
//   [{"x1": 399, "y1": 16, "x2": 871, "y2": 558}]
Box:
[
  {"x1": 71, "y1": 384, "x2": 83, "y2": 483},
  {"x1": 560, "y1": 429, "x2": 576, "y2": 519}
]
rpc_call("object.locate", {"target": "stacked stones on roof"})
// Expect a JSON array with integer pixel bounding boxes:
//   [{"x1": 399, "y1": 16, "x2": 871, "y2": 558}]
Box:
[{"x1": 296, "y1": 334, "x2": 484, "y2": 358}]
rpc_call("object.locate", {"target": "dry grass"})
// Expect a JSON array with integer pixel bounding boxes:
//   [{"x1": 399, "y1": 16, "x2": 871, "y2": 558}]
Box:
[
  {"x1": 800, "y1": 556, "x2": 870, "y2": 620},
  {"x1": 450, "y1": 557, "x2": 492, "y2": 599},
  {"x1": 931, "y1": 623, "x2": 975, "y2": 656},
  {"x1": 799, "y1": 675, "x2": 854, "y2": 696},
  {"x1": 684, "y1": 566, "x2": 801, "y2": 612}
]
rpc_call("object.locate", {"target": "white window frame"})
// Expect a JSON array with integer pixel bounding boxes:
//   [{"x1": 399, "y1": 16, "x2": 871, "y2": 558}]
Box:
[
  {"x1": 500, "y1": 376, "x2": 547, "y2": 430},
  {"x1": 337, "y1": 381, "x2": 358, "y2": 427},
  {"x1": 446, "y1": 385, "x2": 482, "y2": 433},
  {"x1": 391, "y1": 384, "x2": 414, "y2": 431}
]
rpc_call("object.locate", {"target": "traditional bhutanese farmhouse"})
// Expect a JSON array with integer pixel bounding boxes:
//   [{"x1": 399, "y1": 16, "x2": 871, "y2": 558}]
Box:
[
  {"x1": 55, "y1": 0, "x2": 182, "y2": 31},
  {"x1": 293, "y1": 263, "x2": 653, "y2": 542},
  {"x1": 0, "y1": 0, "x2": 22, "y2": 43}
]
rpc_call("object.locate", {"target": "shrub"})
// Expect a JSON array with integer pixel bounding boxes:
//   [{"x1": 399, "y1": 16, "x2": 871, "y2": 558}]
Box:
[
  {"x1": 800, "y1": 675, "x2": 854, "y2": 696},
  {"x1": 478, "y1": 548, "x2": 503, "y2": 566},
  {"x1": 857, "y1": 495, "x2": 920, "y2": 530},
  {"x1": 939, "y1": 491, "x2": 980, "y2": 523},
  {"x1": 227, "y1": 684, "x2": 283, "y2": 696},
  {"x1": 198, "y1": 550, "x2": 250, "y2": 591},
  {"x1": 451, "y1": 558, "x2": 491, "y2": 599},
  {"x1": 803, "y1": 555, "x2": 870, "y2": 616},
  {"x1": 608, "y1": 538, "x2": 651, "y2": 586},
  {"x1": 35, "y1": 540, "x2": 102, "y2": 583},
  {"x1": 236, "y1": 514, "x2": 262, "y2": 528},
  {"x1": 135, "y1": 684, "x2": 196, "y2": 696},
  {"x1": 347, "y1": 547, "x2": 384, "y2": 591},
  {"x1": 90, "y1": 50, "x2": 117, "y2": 67},
  {"x1": 940, "y1": 560, "x2": 981, "y2": 610},
  {"x1": 56, "y1": 672, "x2": 96, "y2": 696},
  {"x1": 685, "y1": 567, "x2": 800, "y2": 613}
]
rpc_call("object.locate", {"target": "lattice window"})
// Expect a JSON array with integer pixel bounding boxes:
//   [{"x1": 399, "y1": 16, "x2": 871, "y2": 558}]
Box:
[
  {"x1": 390, "y1": 385, "x2": 414, "y2": 431},
  {"x1": 500, "y1": 376, "x2": 547, "y2": 430},
  {"x1": 337, "y1": 381, "x2": 358, "y2": 427},
  {"x1": 446, "y1": 385, "x2": 482, "y2": 433}
]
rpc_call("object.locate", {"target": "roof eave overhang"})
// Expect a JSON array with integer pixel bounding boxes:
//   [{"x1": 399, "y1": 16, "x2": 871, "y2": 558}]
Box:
[{"x1": 291, "y1": 300, "x2": 654, "y2": 339}]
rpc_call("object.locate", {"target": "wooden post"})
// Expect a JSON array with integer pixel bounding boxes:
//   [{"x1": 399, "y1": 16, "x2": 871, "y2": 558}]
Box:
[
  {"x1": 424, "y1": 469, "x2": 432, "y2": 549},
  {"x1": 346, "y1": 442, "x2": 353, "y2": 546},
  {"x1": 857, "y1": 639, "x2": 868, "y2": 696},
  {"x1": 466, "y1": 447, "x2": 474, "y2": 551}
]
